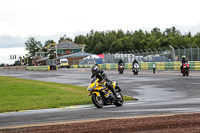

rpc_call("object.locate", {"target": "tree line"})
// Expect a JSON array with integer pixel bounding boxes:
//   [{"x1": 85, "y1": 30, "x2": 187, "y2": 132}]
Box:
[
  {"x1": 25, "y1": 27, "x2": 200, "y2": 56},
  {"x1": 74, "y1": 27, "x2": 200, "y2": 54}
]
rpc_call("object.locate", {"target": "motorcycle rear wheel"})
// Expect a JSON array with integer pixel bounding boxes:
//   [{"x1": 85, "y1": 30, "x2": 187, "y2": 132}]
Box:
[
  {"x1": 186, "y1": 69, "x2": 189, "y2": 76},
  {"x1": 134, "y1": 71, "x2": 137, "y2": 75},
  {"x1": 119, "y1": 69, "x2": 123, "y2": 74},
  {"x1": 92, "y1": 94, "x2": 103, "y2": 108}
]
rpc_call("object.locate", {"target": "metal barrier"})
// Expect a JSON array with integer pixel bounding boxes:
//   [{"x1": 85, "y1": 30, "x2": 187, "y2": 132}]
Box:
[
  {"x1": 26, "y1": 66, "x2": 50, "y2": 71},
  {"x1": 104, "y1": 46, "x2": 200, "y2": 64},
  {"x1": 1, "y1": 66, "x2": 50, "y2": 71},
  {"x1": 2, "y1": 66, "x2": 26, "y2": 70},
  {"x1": 71, "y1": 61, "x2": 200, "y2": 71}
]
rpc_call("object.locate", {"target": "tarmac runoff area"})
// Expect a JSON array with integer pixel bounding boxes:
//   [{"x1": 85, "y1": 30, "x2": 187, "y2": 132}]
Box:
[{"x1": 0, "y1": 69, "x2": 200, "y2": 132}]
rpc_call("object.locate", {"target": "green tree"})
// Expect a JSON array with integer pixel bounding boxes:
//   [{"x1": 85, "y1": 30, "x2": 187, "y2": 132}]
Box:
[
  {"x1": 72, "y1": 27, "x2": 199, "y2": 54},
  {"x1": 110, "y1": 37, "x2": 133, "y2": 53},
  {"x1": 193, "y1": 33, "x2": 200, "y2": 46},
  {"x1": 58, "y1": 34, "x2": 72, "y2": 43},
  {"x1": 104, "y1": 30, "x2": 117, "y2": 53},
  {"x1": 74, "y1": 35, "x2": 87, "y2": 44},
  {"x1": 93, "y1": 41, "x2": 105, "y2": 54},
  {"x1": 25, "y1": 37, "x2": 42, "y2": 56},
  {"x1": 116, "y1": 29, "x2": 124, "y2": 39},
  {"x1": 131, "y1": 29, "x2": 146, "y2": 50}
]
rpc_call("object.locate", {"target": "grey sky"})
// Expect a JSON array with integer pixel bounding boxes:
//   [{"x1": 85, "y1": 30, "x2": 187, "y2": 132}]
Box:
[{"x1": 0, "y1": 0, "x2": 200, "y2": 48}]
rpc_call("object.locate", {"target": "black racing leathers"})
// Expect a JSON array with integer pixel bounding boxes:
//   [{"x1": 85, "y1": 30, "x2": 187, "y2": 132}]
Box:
[
  {"x1": 118, "y1": 61, "x2": 124, "y2": 66},
  {"x1": 91, "y1": 70, "x2": 114, "y2": 93},
  {"x1": 118, "y1": 61, "x2": 124, "y2": 71}
]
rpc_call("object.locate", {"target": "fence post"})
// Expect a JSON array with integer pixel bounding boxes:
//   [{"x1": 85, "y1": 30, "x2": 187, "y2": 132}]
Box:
[
  {"x1": 181, "y1": 45, "x2": 186, "y2": 56},
  {"x1": 195, "y1": 44, "x2": 199, "y2": 61},
  {"x1": 159, "y1": 47, "x2": 164, "y2": 62},
  {"x1": 187, "y1": 44, "x2": 193, "y2": 61},
  {"x1": 169, "y1": 45, "x2": 175, "y2": 61},
  {"x1": 145, "y1": 49, "x2": 148, "y2": 62},
  {"x1": 153, "y1": 48, "x2": 158, "y2": 62},
  {"x1": 175, "y1": 46, "x2": 180, "y2": 61},
  {"x1": 149, "y1": 48, "x2": 153, "y2": 62},
  {"x1": 136, "y1": 50, "x2": 139, "y2": 56},
  {"x1": 145, "y1": 49, "x2": 148, "y2": 56},
  {"x1": 164, "y1": 47, "x2": 169, "y2": 62},
  {"x1": 131, "y1": 50, "x2": 135, "y2": 62},
  {"x1": 140, "y1": 49, "x2": 144, "y2": 60}
]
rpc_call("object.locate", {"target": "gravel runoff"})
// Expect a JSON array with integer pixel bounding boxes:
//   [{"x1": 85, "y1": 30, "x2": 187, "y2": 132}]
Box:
[{"x1": 0, "y1": 113, "x2": 200, "y2": 133}]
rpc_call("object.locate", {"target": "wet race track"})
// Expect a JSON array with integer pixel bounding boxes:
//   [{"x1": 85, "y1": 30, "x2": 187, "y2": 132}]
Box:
[{"x1": 0, "y1": 68, "x2": 200, "y2": 129}]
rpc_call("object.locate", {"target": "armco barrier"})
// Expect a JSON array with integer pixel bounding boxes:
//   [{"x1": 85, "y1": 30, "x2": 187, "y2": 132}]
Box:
[
  {"x1": 98, "y1": 64, "x2": 102, "y2": 69},
  {"x1": 106, "y1": 64, "x2": 111, "y2": 70},
  {"x1": 78, "y1": 65, "x2": 83, "y2": 68},
  {"x1": 148, "y1": 62, "x2": 153, "y2": 70},
  {"x1": 165, "y1": 62, "x2": 174, "y2": 70},
  {"x1": 26, "y1": 66, "x2": 50, "y2": 71},
  {"x1": 71, "y1": 65, "x2": 78, "y2": 68},
  {"x1": 110, "y1": 64, "x2": 117, "y2": 70},
  {"x1": 101, "y1": 64, "x2": 106, "y2": 70},
  {"x1": 70, "y1": 61, "x2": 200, "y2": 71},
  {"x1": 126, "y1": 63, "x2": 132, "y2": 70},
  {"x1": 173, "y1": 62, "x2": 180, "y2": 70},
  {"x1": 156, "y1": 62, "x2": 165, "y2": 70},
  {"x1": 194, "y1": 62, "x2": 200, "y2": 70},
  {"x1": 2, "y1": 66, "x2": 26, "y2": 70},
  {"x1": 140, "y1": 62, "x2": 148, "y2": 70},
  {"x1": 189, "y1": 62, "x2": 195, "y2": 71}
]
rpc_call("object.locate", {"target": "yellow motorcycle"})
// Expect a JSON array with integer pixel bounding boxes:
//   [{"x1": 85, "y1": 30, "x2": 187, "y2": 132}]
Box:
[{"x1": 87, "y1": 77, "x2": 124, "y2": 108}]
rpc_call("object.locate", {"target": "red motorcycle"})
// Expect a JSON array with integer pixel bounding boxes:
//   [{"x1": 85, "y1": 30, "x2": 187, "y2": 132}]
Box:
[{"x1": 182, "y1": 62, "x2": 190, "y2": 76}]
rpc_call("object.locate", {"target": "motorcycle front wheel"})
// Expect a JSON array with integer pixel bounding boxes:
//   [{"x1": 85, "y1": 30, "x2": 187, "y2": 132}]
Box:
[
  {"x1": 114, "y1": 92, "x2": 124, "y2": 107},
  {"x1": 186, "y1": 69, "x2": 189, "y2": 76},
  {"x1": 92, "y1": 93, "x2": 103, "y2": 108}
]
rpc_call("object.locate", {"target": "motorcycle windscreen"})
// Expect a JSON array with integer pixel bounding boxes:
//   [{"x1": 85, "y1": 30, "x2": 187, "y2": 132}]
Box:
[
  {"x1": 87, "y1": 77, "x2": 99, "y2": 91},
  {"x1": 112, "y1": 81, "x2": 117, "y2": 88}
]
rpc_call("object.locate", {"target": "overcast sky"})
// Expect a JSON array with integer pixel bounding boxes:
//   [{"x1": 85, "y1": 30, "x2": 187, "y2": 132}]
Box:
[
  {"x1": 1, "y1": 0, "x2": 200, "y2": 49},
  {"x1": 0, "y1": 0, "x2": 200, "y2": 64}
]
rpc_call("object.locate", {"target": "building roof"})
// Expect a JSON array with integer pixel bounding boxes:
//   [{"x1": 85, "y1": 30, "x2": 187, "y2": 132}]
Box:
[
  {"x1": 55, "y1": 52, "x2": 95, "y2": 60},
  {"x1": 35, "y1": 52, "x2": 96, "y2": 62},
  {"x1": 52, "y1": 40, "x2": 82, "y2": 50}
]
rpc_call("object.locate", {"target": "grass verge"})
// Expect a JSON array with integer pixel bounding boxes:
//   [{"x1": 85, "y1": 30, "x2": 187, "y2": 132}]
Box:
[{"x1": 0, "y1": 76, "x2": 134, "y2": 113}]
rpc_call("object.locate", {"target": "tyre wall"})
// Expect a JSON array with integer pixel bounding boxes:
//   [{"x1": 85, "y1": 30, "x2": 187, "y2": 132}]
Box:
[{"x1": 71, "y1": 61, "x2": 198, "y2": 71}]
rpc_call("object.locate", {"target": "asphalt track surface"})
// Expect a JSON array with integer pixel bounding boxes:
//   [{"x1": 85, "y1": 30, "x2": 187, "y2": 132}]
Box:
[{"x1": 0, "y1": 68, "x2": 200, "y2": 130}]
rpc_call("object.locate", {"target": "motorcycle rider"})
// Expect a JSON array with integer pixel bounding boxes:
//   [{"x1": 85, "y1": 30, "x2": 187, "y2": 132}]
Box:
[
  {"x1": 91, "y1": 65, "x2": 115, "y2": 102},
  {"x1": 180, "y1": 55, "x2": 188, "y2": 73},
  {"x1": 132, "y1": 59, "x2": 139, "y2": 70},
  {"x1": 118, "y1": 59, "x2": 124, "y2": 70}
]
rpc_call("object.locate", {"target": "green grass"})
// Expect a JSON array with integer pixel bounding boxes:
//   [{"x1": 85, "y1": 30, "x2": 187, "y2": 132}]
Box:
[{"x1": 0, "y1": 76, "x2": 134, "y2": 113}]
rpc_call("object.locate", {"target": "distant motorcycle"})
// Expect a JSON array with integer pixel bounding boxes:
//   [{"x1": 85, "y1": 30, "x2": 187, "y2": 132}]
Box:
[
  {"x1": 87, "y1": 77, "x2": 124, "y2": 108},
  {"x1": 132, "y1": 63, "x2": 139, "y2": 75},
  {"x1": 182, "y1": 62, "x2": 190, "y2": 76},
  {"x1": 118, "y1": 63, "x2": 124, "y2": 74}
]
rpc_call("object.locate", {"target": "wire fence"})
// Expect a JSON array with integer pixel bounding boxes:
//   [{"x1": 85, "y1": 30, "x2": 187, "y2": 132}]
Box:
[
  {"x1": 104, "y1": 47, "x2": 200, "y2": 64},
  {"x1": 74, "y1": 46, "x2": 200, "y2": 65}
]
